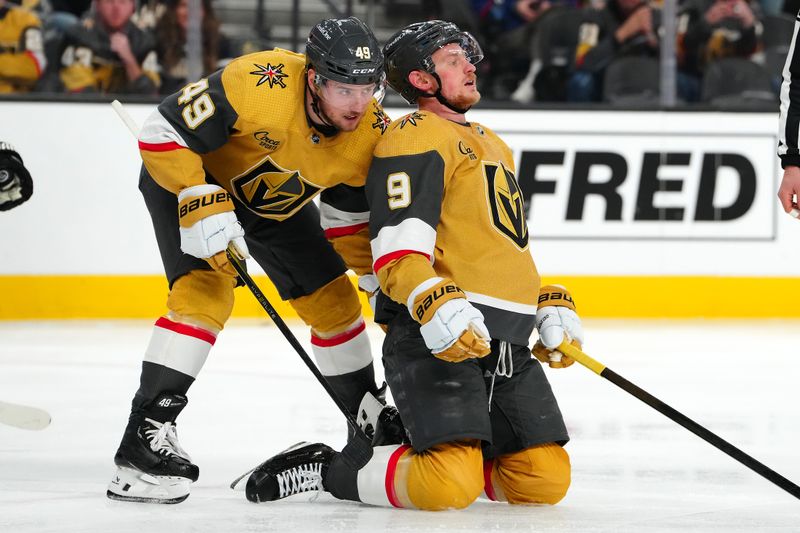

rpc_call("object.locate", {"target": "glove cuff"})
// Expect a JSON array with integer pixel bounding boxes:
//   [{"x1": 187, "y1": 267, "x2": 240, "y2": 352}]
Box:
[
  {"x1": 178, "y1": 186, "x2": 235, "y2": 228},
  {"x1": 410, "y1": 277, "x2": 465, "y2": 324},
  {"x1": 537, "y1": 284, "x2": 576, "y2": 311}
]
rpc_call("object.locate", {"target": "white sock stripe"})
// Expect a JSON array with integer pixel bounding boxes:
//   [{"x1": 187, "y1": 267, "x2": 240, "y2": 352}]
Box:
[
  {"x1": 311, "y1": 327, "x2": 372, "y2": 376},
  {"x1": 356, "y1": 445, "x2": 406, "y2": 507},
  {"x1": 143, "y1": 324, "x2": 212, "y2": 378}
]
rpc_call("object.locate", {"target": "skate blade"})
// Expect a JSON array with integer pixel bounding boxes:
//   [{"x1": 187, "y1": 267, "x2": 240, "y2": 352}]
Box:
[
  {"x1": 230, "y1": 441, "x2": 311, "y2": 491},
  {"x1": 107, "y1": 466, "x2": 191, "y2": 504},
  {"x1": 106, "y1": 489, "x2": 188, "y2": 504}
]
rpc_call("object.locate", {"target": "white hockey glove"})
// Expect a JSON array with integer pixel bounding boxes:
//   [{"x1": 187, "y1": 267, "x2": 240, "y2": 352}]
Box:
[
  {"x1": 0, "y1": 142, "x2": 33, "y2": 211},
  {"x1": 177, "y1": 184, "x2": 249, "y2": 277},
  {"x1": 533, "y1": 285, "x2": 583, "y2": 369},
  {"x1": 410, "y1": 278, "x2": 491, "y2": 363}
]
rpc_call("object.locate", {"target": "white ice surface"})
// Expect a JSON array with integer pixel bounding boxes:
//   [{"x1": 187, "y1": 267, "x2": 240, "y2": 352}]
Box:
[{"x1": 1, "y1": 319, "x2": 799, "y2": 532}]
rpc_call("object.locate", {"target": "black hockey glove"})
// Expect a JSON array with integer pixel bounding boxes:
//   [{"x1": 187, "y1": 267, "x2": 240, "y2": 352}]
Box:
[{"x1": 0, "y1": 142, "x2": 33, "y2": 211}]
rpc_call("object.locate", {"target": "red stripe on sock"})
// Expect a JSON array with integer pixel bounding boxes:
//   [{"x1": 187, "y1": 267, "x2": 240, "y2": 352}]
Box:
[
  {"x1": 154, "y1": 317, "x2": 217, "y2": 345},
  {"x1": 310, "y1": 321, "x2": 366, "y2": 347},
  {"x1": 385, "y1": 444, "x2": 412, "y2": 508},
  {"x1": 483, "y1": 459, "x2": 496, "y2": 501}
]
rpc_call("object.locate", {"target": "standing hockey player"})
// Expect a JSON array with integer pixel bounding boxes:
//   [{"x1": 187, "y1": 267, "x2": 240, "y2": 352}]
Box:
[
  {"x1": 107, "y1": 17, "x2": 393, "y2": 504},
  {"x1": 241, "y1": 20, "x2": 582, "y2": 510}
]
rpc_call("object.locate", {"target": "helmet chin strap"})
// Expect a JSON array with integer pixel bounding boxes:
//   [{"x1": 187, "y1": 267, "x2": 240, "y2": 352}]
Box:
[{"x1": 421, "y1": 72, "x2": 471, "y2": 115}]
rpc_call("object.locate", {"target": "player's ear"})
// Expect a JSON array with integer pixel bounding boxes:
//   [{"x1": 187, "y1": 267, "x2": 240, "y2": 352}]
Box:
[{"x1": 408, "y1": 70, "x2": 432, "y2": 93}]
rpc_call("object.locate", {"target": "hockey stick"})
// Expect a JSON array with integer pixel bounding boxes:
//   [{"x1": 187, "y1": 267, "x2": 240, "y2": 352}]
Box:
[
  {"x1": 225, "y1": 248, "x2": 360, "y2": 432},
  {"x1": 0, "y1": 400, "x2": 51, "y2": 430},
  {"x1": 557, "y1": 340, "x2": 800, "y2": 500}
]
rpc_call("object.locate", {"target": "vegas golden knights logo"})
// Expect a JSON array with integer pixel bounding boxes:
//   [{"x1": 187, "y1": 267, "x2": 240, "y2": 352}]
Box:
[
  {"x1": 483, "y1": 161, "x2": 529, "y2": 249},
  {"x1": 231, "y1": 157, "x2": 321, "y2": 220}
]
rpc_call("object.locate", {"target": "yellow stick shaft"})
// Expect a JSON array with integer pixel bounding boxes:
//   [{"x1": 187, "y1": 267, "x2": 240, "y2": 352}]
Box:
[{"x1": 557, "y1": 340, "x2": 606, "y2": 375}]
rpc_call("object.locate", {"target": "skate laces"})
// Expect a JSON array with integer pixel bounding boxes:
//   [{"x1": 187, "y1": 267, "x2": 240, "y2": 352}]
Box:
[
  {"x1": 276, "y1": 463, "x2": 324, "y2": 499},
  {"x1": 144, "y1": 418, "x2": 191, "y2": 461}
]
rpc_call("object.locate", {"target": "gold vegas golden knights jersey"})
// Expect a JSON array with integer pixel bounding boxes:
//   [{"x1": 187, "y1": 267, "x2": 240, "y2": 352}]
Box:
[
  {"x1": 138, "y1": 48, "x2": 391, "y2": 273},
  {"x1": 366, "y1": 111, "x2": 539, "y2": 345},
  {"x1": 0, "y1": 4, "x2": 45, "y2": 93}
]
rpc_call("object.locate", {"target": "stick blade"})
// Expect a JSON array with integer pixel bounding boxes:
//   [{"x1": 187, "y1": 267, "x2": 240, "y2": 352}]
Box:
[{"x1": 0, "y1": 401, "x2": 51, "y2": 430}]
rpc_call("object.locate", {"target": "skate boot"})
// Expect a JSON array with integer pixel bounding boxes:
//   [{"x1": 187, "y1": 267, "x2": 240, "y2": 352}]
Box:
[
  {"x1": 107, "y1": 392, "x2": 198, "y2": 504},
  {"x1": 238, "y1": 442, "x2": 335, "y2": 503}
]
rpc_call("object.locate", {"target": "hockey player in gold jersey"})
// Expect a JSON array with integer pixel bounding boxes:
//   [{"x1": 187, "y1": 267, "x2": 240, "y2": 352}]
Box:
[
  {"x1": 243, "y1": 20, "x2": 584, "y2": 511},
  {"x1": 0, "y1": 0, "x2": 45, "y2": 93},
  {"x1": 107, "y1": 17, "x2": 396, "y2": 504}
]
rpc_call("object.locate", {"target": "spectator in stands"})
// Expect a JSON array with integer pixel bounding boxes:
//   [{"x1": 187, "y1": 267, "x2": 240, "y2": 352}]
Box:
[
  {"x1": 568, "y1": 0, "x2": 659, "y2": 102},
  {"x1": 155, "y1": 0, "x2": 231, "y2": 94},
  {"x1": 0, "y1": 0, "x2": 46, "y2": 93},
  {"x1": 59, "y1": 0, "x2": 159, "y2": 94},
  {"x1": 470, "y1": 0, "x2": 570, "y2": 98},
  {"x1": 46, "y1": 0, "x2": 92, "y2": 34},
  {"x1": 677, "y1": 0, "x2": 763, "y2": 92},
  {"x1": 134, "y1": 0, "x2": 166, "y2": 31}
]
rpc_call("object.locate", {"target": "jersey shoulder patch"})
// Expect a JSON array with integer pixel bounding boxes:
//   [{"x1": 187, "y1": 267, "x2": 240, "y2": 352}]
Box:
[
  {"x1": 220, "y1": 49, "x2": 306, "y2": 127},
  {"x1": 375, "y1": 111, "x2": 450, "y2": 158}
]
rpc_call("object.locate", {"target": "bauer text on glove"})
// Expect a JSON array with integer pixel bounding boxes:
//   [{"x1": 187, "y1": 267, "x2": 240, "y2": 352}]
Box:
[
  {"x1": 177, "y1": 184, "x2": 249, "y2": 276},
  {"x1": 410, "y1": 278, "x2": 491, "y2": 363}
]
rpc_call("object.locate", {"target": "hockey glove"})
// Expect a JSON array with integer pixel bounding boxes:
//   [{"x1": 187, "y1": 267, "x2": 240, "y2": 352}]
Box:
[
  {"x1": 410, "y1": 278, "x2": 491, "y2": 363},
  {"x1": 0, "y1": 142, "x2": 33, "y2": 211},
  {"x1": 177, "y1": 184, "x2": 249, "y2": 277},
  {"x1": 533, "y1": 285, "x2": 583, "y2": 368}
]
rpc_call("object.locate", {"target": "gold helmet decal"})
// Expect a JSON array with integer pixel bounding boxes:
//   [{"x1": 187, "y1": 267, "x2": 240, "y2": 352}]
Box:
[{"x1": 483, "y1": 161, "x2": 529, "y2": 249}]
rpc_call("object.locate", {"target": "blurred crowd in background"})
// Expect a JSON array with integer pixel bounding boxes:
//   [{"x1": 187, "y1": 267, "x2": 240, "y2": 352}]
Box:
[{"x1": 0, "y1": 0, "x2": 796, "y2": 106}]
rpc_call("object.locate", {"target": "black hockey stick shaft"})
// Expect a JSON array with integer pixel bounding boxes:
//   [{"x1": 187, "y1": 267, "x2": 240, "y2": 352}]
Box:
[
  {"x1": 559, "y1": 341, "x2": 800, "y2": 500},
  {"x1": 226, "y1": 248, "x2": 360, "y2": 431}
]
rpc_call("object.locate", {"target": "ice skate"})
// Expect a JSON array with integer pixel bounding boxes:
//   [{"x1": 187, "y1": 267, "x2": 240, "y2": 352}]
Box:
[
  {"x1": 235, "y1": 442, "x2": 335, "y2": 503},
  {"x1": 106, "y1": 393, "x2": 198, "y2": 503}
]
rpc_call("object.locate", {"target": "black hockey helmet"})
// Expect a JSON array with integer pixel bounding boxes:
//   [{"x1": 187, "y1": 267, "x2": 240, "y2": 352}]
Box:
[
  {"x1": 306, "y1": 17, "x2": 384, "y2": 86},
  {"x1": 383, "y1": 20, "x2": 483, "y2": 104}
]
